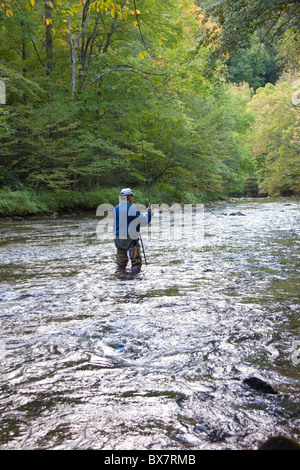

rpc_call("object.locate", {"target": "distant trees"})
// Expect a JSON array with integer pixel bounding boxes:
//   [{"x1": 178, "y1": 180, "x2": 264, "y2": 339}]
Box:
[
  {"x1": 226, "y1": 33, "x2": 280, "y2": 90},
  {"x1": 197, "y1": 0, "x2": 300, "y2": 197},
  {"x1": 246, "y1": 79, "x2": 300, "y2": 195}
]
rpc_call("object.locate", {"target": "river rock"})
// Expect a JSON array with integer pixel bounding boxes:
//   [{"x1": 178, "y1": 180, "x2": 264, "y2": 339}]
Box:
[
  {"x1": 258, "y1": 435, "x2": 300, "y2": 450},
  {"x1": 243, "y1": 377, "x2": 277, "y2": 394},
  {"x1": 229, "y1": 211, "x2": 246, "y2": 216}
]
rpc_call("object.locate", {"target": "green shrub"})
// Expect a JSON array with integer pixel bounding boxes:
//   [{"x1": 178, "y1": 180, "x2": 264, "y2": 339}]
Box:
[
  {"x1": 0, "y1": 185, "x2": 218, "y2": 218},
  {"x1": 39, "y1": 187, "x2": 121, "y2": 214},
  {"x1": 0, "y1": 188, "x2": 48, "y2": 217}
]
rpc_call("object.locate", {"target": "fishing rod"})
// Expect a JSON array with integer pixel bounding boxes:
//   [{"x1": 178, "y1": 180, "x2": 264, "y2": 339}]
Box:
[
  {"x1": 139, "y1": 186, "x2": 151, "y2": 267},
  {"x1": 139, "y1": 233, "x2": 147, "y2": 266},
  {"x1": 139, "y1": 181, "x2": 152, "y2": 268},
  {"x1": 138, "y1": 120, "x2": 152, "y2": 267}
]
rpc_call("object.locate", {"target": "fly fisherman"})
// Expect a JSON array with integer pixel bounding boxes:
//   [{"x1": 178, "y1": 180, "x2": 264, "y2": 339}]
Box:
[{"x1": 113, "y1": 188, "x2": 152, "y2": 273}]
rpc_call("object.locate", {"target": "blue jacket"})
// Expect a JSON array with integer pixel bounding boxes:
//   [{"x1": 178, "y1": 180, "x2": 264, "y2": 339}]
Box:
[{"x1": 113, "y1": 203, "x2": 151, "y2": 240}]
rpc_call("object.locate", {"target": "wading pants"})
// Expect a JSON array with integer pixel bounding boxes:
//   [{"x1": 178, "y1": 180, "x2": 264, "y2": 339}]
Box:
[{"x1": 115, "y1": 240, "x2": 142, "y2": 272}]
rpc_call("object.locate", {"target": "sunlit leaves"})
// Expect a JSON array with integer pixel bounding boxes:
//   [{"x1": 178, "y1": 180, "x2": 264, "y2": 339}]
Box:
[
  {"x1": 89, "y1": 0, "x2": 124, "y2": 19},
  {"x1": 1, "y1": 0, "x2": 13, "y2": 17},
  {"x1": 152, "y1": 59, "x2": 165, "y2": 67},
  {"x1": 139, "y1": 51, "x2": 148, "y2": 60},
  {"x1": 157, "y1": 38, "x2": 167, "y2": 46},
  {"x1": 0, "y1": 0, "x2": 12, "y2": 17},
  {"x1": 0, "y1": 0, "x2": 130, "y2": 23}
]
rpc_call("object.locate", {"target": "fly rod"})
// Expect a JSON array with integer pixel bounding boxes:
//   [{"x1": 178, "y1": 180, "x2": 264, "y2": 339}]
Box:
[{"x1": 139, "y1": 233, "x2": 147, "y2": 266}]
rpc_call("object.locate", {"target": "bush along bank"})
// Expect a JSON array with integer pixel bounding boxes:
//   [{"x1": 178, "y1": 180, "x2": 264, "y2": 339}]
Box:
[
  {"x1": 0, "y1": 188, "x2": 48, "y2": 217},
  {"x1": 0, "y1": 187, "x2": 120, "y2": 218},
  {"x1": 0, "y1": 185, "x2": 228, "y2": 219}
]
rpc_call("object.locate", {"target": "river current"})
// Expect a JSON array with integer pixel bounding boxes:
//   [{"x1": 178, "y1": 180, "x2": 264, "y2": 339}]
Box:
[{"x1": 0, "y1": 198, "x2": 299, "y2": 450}]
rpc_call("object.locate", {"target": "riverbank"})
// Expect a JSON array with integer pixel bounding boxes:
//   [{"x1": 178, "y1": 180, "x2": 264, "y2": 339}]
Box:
[
  {"x1": 1, "y1": 186, "x2": 299, "y2": 221},
  {"x1": 0, "y1": 187, "x2": 118, "y2": 218},
  {"x1": 0, "y1": 186, "x2": 229, "y2": 219}
]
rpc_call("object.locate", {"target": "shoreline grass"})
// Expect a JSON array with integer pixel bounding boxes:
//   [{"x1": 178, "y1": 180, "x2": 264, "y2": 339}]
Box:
[{"x1": 1, "y1": 186, "x2": 297, "y2": 219}]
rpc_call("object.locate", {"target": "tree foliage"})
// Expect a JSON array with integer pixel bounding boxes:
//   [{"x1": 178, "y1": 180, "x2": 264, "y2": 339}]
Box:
[
  {"x1": 226, "y1": 33, "x2": 280, "y2": 90},
  {"x1": 201, "y1": 0, "x2": 300, "y2": 58},
  {"x1": 0, "y1": 0, "x2": 299, "y2": 212},
  {"x1": 246, "y1": 78, "x2": 300, "y2": 195}
]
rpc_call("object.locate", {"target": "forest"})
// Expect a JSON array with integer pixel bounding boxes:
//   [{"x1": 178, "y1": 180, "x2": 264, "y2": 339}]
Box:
[{"x1": 0, "y1": 0, "x2": 299, "y2": 216}]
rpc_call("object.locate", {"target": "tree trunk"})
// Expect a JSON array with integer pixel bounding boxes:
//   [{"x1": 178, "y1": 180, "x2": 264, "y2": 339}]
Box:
[
  {"x1": 68, "y1": 2, "x2": 91, "y2": 100},
  {"x1": 45, "y1": 1, "x2": 53, "y2": 75},
  {"x1": 20, "y1": 21, "x2": 28, "y2": 104},
  {"x1": 21, "y1": 22, "x2": 27, "y2": 76}
]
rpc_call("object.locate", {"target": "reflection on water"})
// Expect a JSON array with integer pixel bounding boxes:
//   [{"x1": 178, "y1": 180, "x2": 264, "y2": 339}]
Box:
[{"x1": 0, "y1": 198, "x2": 299, "y2": 449}]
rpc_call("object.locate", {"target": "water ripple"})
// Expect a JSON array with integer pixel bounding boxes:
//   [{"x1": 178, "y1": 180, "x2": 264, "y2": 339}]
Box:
[{"x1": 0, "y1": 199, "x2": 299, "y2": 449}]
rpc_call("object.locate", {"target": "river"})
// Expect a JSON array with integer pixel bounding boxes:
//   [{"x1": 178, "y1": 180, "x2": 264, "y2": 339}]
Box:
[{"x1": 0, "y1": 198, "x2": 299, "y2": 450}]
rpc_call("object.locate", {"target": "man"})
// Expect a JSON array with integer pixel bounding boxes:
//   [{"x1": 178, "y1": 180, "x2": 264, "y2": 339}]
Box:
[{"x1": 113, "y1": 188, "x2": 152, "y2": 272}]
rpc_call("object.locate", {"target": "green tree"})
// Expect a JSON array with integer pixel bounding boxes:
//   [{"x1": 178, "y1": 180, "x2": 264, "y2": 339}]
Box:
[
  {"x1": 201, "y1": 0, "x2": 300, "y2": 58},
  {"x1": 227, "y1": 33, "x2": 280, "y2": 90},
  {"x1": 246, "y1": 80, "x2": 299, "y2": 195},
  {"x1": 0, "y1": 0, "x2": 258, "y2": 208}
]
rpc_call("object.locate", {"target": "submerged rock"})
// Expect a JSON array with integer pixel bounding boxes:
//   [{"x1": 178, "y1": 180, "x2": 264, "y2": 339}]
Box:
[
  {"x1": 229, "y1": 211, "x2": 246, "y2": 216},
  {"x1": 243, "y1": 377, "x2": 278, "y2": 394},
  {"x1": 258, "y1": 435, "x2": 300, "y2": 450}
]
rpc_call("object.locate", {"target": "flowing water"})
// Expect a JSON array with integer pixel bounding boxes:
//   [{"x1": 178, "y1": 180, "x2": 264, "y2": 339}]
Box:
[{"x1": 0, "y1": 198, "x2": 299, "y2": 450}]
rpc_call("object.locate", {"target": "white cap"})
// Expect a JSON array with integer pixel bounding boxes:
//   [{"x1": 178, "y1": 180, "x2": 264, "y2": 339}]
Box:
[{"x1": 120, "y1": 188, "x2": 134, "y2": 196}]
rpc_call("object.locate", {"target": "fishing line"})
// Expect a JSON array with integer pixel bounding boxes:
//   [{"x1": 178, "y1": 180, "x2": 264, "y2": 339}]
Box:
[{"x1": 137, "y1": 120, "x2": 151, "y2": 267}]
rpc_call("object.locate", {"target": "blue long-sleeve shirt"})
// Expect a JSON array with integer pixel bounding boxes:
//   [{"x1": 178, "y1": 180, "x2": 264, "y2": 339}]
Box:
[{"x1": 113, "y1": 203, "x2": 151, "y2": 240}]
